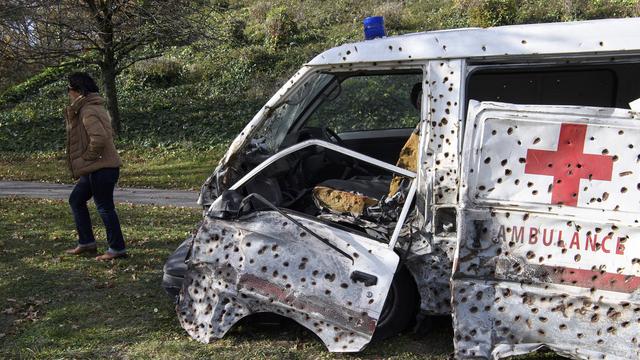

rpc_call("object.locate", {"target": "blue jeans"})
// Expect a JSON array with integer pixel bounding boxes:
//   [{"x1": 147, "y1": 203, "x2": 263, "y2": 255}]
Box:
[{"x1": 69, "y1": 167, "x2": 126, "y2": 254}]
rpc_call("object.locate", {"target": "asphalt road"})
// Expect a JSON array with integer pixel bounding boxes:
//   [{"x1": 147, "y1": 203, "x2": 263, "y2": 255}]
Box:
[{"x1": 0, "y1": 181, "x2": 200, "y2": 208}]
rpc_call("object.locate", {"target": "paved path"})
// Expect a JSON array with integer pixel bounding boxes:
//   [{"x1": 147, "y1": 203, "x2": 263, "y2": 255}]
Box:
[{"x1": 0, "y1": 181, "x2": 200, "y2": 208}]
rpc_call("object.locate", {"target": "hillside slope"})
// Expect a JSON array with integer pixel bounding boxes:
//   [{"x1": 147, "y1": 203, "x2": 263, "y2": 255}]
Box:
[{"x1": 1, "y1": 0, "x2": 638, "y2": 153}]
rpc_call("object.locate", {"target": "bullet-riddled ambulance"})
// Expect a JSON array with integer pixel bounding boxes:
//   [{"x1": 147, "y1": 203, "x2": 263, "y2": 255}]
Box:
[{"x1": 163, "y1": 17, "x2": 640, "y2": 359}]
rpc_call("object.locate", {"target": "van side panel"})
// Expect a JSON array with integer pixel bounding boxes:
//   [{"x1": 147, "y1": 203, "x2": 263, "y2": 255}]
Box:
[{"x1": 453, "y1": 101, "x2": 640, "y2": 359}]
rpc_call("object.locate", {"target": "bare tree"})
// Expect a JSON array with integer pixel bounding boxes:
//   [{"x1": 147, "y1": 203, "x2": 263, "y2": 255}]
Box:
[{"x1": 0, "y1": 0, "x2": 209, "y2": 133}]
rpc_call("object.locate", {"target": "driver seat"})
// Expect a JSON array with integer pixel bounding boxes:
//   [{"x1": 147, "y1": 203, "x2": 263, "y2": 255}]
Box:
[{"x1": 312, "y1": 126, "x2": 419, "y2": 217}]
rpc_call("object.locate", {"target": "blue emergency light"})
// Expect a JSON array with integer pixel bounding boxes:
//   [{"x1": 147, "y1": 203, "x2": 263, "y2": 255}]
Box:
[{"x1": 363, "y1": 16, "x2": 386, "y2": 40}]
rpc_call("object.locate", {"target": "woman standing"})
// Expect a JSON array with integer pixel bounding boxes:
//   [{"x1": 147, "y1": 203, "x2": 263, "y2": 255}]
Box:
[{"x1": 64, "y1": 72, "x2": 127, "y2": 260}]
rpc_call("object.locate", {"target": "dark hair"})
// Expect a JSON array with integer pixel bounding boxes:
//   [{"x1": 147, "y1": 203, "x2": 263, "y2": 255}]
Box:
[
  {"x1": 410, "y1": 82, "x2": 422, "y2": 110},
  {"x1": 68, "y1": 72, "x2": 99, "y2": 95}
]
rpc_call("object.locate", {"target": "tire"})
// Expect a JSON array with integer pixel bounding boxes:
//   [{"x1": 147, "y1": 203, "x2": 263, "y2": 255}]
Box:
[{"x1": 372, "y1": 266, "x2": 420, "y2": 341}]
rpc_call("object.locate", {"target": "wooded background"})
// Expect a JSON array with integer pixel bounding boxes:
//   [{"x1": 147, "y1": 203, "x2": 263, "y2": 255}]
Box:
[{"x1": 1, "y1": 0, "x2": 638, "y2": 153}]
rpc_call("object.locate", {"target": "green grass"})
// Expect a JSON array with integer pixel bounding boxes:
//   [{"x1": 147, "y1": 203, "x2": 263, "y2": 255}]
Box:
[
  {"x1": 0, "y1": 197, "x2": 460, "y2": 359},
  {"x1": 0, "y1": 144, "x2": 226, "y2": 190}
]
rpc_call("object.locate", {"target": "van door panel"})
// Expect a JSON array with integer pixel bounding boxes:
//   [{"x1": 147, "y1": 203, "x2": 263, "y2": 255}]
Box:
[
  {"x1": 177, "y1": 211, "x2": 399, "y2": 352},
  {"x1": 453, "y1": 101, "x2": 640, "y2": 359}
]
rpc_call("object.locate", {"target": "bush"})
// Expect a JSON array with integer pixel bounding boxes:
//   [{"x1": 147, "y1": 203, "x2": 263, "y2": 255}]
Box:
[
  {"x1": 464, "y1": 0, "x2": 519, "y2": 27},
  {"x1": 128, "y1": 58, "x2": 184, "y2": 88},
  {"x1": 0, "y1": 66, "x2": 68, "y2": 109},
  {"x1": 264, "y1": 6, "x2": 298, "y2": 50}
]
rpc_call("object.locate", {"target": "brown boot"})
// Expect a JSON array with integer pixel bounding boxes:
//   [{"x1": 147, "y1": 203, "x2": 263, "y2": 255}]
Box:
[
  {"x1": 65, "y1": 245, "x2": 98, "y2": 256},
  {"x1": 95, "y1": 252, "x2": 128, "y2": 261}
]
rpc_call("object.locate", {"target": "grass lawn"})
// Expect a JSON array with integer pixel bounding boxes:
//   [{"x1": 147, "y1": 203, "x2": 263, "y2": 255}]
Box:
[
  {"x1": 0, "y1": 144, "x2": 227, "y2": 190},
  {"x1": 0, "y1": 197, "x2": 460, "y2": 359}
]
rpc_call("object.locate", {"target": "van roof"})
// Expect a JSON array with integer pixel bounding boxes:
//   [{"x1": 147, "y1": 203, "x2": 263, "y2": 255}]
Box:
[{"x1": 307, "y1": 17, "x2": 640, "y2": 66}]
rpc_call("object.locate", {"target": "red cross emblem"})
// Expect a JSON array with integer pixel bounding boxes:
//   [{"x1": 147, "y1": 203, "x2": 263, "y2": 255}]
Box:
[{"x1": 525, "y1": 123, "x2": 613, "y2": 207}]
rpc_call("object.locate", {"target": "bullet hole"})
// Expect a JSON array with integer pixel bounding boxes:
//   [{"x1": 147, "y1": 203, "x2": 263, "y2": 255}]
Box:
[
  {"x1": 533, "y1": 137, "x2": 540, "y2": 144},
  {"x1": 484, "y1": 157, "x2": 491, "y2": 164}
]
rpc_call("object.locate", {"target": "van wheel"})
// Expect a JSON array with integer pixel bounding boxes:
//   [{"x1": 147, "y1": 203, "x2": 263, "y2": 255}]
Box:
[{"x1": 372, "y1": 266, "x2": 419, "y2": 341}]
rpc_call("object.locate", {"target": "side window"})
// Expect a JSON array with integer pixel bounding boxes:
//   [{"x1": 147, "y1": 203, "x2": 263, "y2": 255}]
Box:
[
  {"x1": 467, "y1": 63, "x2": 640, "y2": 109},
  {"x1": 306, "y1": 73, "x2": 422, "y2": 132}
]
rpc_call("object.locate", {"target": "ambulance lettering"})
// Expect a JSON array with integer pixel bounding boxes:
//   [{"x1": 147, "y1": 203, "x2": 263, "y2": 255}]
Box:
[{"x1": 496, "y1": 224, "x2": 626, "y2": 256}]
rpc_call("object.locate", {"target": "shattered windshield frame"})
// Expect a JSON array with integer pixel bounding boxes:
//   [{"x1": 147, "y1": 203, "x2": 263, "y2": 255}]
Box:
[{"x1": 249, "y1": 72, "x2": 337, "y2": 154}]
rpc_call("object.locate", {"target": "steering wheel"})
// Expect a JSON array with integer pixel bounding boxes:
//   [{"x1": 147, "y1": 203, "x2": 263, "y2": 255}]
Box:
[{"x1": 322, "y1": 127, "x2": 347, "y2": 147}]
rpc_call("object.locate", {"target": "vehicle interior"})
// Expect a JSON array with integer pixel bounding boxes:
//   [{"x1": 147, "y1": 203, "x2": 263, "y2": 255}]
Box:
[{"x1": 225, "y1": 70, "x2": 423, "y2": 238}]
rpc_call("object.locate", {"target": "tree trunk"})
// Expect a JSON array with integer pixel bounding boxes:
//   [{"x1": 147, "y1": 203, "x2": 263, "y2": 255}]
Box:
[
  {"x1": 95, "y1": 1, "x2": 121, "y2": 135},
  {"x1": 100, "y1": 61, "x2": 121, "y2": 135}
]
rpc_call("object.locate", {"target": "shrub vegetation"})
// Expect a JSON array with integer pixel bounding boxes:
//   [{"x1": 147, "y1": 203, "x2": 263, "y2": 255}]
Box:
[{"x1": 0, "y1": 0, "x2": 637, "y2": 181}]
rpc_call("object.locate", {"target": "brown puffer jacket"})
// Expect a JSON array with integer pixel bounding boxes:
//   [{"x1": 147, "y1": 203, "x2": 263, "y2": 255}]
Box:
[{"x1": 65, "y1": 93, "x2": 122, "y2": 179}]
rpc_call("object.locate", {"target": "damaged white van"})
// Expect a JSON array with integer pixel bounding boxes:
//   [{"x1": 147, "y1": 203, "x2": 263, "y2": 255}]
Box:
[{"x1": 163, "y1": 17, "x2": 640, "y2": 359}]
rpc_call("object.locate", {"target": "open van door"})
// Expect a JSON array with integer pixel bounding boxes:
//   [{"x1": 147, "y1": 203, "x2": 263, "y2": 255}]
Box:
[
  {"x1": 174, "y1": 137, "x2": 421, "y2": 352},
  {"x1": 453, "y1": 101, "x2": 640, "y2": 359}
]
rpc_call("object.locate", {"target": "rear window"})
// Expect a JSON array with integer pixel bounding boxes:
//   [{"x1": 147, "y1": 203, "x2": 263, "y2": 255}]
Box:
[{"x1": 467, "y1": 62, "x2": 640, "y2": 109}]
